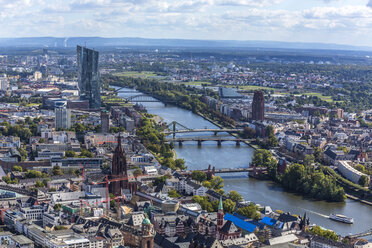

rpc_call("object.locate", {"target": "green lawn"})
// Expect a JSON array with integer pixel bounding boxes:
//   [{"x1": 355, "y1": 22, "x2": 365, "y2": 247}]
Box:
[
  {"x1": 113, "y1": 71, "x2": 157, "y2": 78},
  {"x1": 183, "y1": 81, "x2": 212, "y2": 86},
  {"x1": 223, "y1": 85, "x2": 276, "y2": 91},
  {"x1": 295, "y1": 92, "x2": 334, "y2": 102}
]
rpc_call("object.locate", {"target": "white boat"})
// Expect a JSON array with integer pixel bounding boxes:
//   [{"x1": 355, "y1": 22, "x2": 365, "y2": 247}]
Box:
[{"x1": 329, "y1": 214, "x2": 354, "y2": 224}]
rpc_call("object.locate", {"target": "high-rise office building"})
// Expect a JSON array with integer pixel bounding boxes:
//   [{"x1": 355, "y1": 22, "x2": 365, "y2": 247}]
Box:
[
  {"x1": 0, "y1": 74, "x2": 8, "y2": 91},
  {"x1": 77, "y1": 45, "x2": 101, "y2": 109},
  {"x1": 100, "y1": 110, "x2": 110, "y2": 133},
  {"x1": 252, "y1": 90, "x2": 265, "y2": 121},
  {"x1": 55, "y1": 101, "x2": 71, "y2": 129}
]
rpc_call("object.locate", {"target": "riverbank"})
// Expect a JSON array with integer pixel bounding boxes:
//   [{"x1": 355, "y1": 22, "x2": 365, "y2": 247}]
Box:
[
  {"x1": 115, "y1": 85, "x2": 372, "y2": 236},
  {"x1": 345, "y1": 194, "x2": 372, "y2": 206}
]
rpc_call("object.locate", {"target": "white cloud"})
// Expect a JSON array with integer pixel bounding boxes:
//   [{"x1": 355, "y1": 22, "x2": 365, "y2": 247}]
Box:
[{"x1": 0, "y1": 0, "x2": 370, "y2": 46}]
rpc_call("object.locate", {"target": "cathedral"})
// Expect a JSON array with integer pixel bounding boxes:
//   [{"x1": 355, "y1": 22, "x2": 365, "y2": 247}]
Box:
[{"x1": 109, "y1": 134, "x2": 136, "y2": 196}]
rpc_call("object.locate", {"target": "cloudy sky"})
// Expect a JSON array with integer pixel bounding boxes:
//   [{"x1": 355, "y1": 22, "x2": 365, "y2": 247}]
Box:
[{"x1": 2, "y1": 0, "x2": 372, "y2": 46}]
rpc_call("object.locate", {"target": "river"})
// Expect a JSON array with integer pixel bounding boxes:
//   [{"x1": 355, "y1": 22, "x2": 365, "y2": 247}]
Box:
[{"x1": 115, "y1": 87, "x2": 372, "y2": 238}]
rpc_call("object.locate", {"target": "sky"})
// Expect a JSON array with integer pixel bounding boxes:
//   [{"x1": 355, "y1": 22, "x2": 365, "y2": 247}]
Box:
[{"x1": 2, "y1": 0, "x2": 372, "y2": 46}]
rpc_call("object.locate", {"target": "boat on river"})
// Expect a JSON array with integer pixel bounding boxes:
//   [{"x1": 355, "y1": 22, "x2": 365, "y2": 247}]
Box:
[{"x1": 329, "y1": 214, "x2": 354, "y2": 224}]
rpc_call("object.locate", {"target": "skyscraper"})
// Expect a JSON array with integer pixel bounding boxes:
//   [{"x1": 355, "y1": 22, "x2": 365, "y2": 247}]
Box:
[
  {"x1": 100, "y1": 110, "x2": 110, "y2": 133},
  {"x1": 55, "y1": 101, "x2": 71, "y2": 129},
  {"x1": 252, "y1": 90, "x2": 265, "y2": 121},
  {"x1": 0, "y1": 74, "x2": 8, "y2": 91},
  {"x1": 77, "y1": 45, "x2": 101, "y2": 109}
]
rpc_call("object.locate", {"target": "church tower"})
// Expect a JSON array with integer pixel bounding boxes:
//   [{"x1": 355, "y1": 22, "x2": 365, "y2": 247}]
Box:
[
  {"x1": 110, "y1": 134, "x2": 128, "y2": 196},
  {"x1": 217, "y1": 196, "x2": 224, "y2": 237}
]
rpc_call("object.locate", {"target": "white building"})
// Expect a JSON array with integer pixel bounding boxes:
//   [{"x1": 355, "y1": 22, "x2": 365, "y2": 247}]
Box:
[
  {"x1": 144, "y1": 166, "x2": 158, "y2": 176},
  {"x1": 42, "y1": 212, "x2": 61, "y2": 228},
  {"x1": 0, "y1": 74, "x2": 8, "y2": 91},
  {"x1": 185, "y1": 180, "x2": 208, "y2": 196},
  {"x1": 55, "y1": 104, "x2": 71, "y2": 130},
  {"x1": 45, "y1": 232, "x2": 105, "y2": 248},
  {"x1": 34, "y1": 71, "x2": 42, "y2": 81},
  {"x1": 20, "y1": 206, "x2": 45, "y2": 220},
  {"x1": 337, "y1": 161, "x2": 368, "y2": 184}
]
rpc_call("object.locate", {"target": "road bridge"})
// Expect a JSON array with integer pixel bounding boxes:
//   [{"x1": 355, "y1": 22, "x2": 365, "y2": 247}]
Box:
[
  {"x1": 164, "y1": 121, "x2": 244, "y2": 138},
  {"x1": 187, "y1": 167, "x2": 267, "y2": 174},
  {"x1": 166, "y1": 137, "x2": 255, "y2": 146},
  {"x1": 163, "y1": 128, "x2": 244, "y2": 135},
  {"x1": 181, "y1": 165, "x2": 267, "y2": 178}
]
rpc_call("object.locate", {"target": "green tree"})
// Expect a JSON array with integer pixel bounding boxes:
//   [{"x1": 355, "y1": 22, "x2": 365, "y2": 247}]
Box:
[
  {"x1": 52, "y1": 165, "x2": 64, "y2": 176},
  {"x1": 192, "y1": 196, "x2": 214, "y2": 212},
  {"x1": 313, "y1": 147, "x2": 323, "y2": 163},
  {"x1": 54, "y1": 204, "x2": 62, "y2": 211},
  {"x1": 65, "y1": 150, "x2": 76, "y2": 158},
  {"x1": 223, "y1": 199, "x2": 236, "y2": 214},
  {"x1": 35, "y1": 180, "x2": 45, "y2": 188},
  {"x1": 310, "y1": 226, "x2": 338, "y2": 241},
  {"x1": 355, "y1": 164, "x2": 366, "y2": 173},
  {"x1": 236, "y1": 204, "x2": 260, "y2": 220},
  {"x1": 153, "y1": 175, "x2": 171, "y2": 186},
  {"x1": 358, "y1": 175, "x2": 368, "y2": 187},
  {"x1": 174, "y1": 159, "x2": 186, "y2": 170},
  {"x1": 191, "y1": 171, "x2": 207, "y2": 183},
  {"x1": 133, "y1": 168, "x2": 143, "y2": 177},
  {"x1": 2, "y1": 176, "x2": 11, "y2": 184},
  {"x1": 12, "y1": 166, "x2": 23, "y2": 172},
  {"x1": 303, "y1": 155, "x2": 315, "y2": 167},
  {"x1": 242, "y1": 127, "x2": 256, "y2": 139},
  {"x1": 168, "y1": 189, "x2": 181, "y2": 198},
  {"x1": 25, "y1": 170, "x2": 42, "y2": 178},
  {"x1": 210, "y1": 176, "x2": 224, "y2": 190},
  {"x1": 228, "y1": 190, "x2": 243, "y2": 202},
  {"x1": 79, "y1": 149, "x2": 93, "y2": 158}
]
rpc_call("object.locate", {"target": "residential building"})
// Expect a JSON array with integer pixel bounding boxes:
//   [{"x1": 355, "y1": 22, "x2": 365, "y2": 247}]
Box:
[
  {"x1": 337, "y1": 161, "x2": 369, "y2": 185},
  {"x1": 0, "y1": 74, "x2": 8, "y2": 91},
  {"x1": 55, "y1": 102, "x2": 71, "y2": 129}
]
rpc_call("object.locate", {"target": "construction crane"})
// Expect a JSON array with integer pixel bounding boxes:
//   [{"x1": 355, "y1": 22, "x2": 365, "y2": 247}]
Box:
[
  {"x1": 92, "y1": 174, "x2": 145, "y2": 216},
  {"x1": 80, "y1": 162, "x2": 87, "y2": 180},
  {"x1": 0, "y1": 208, "x2": 9, "y2": 223},
  {"x1": 79, "y1": 192, "x2": 126, "y2": 220}
]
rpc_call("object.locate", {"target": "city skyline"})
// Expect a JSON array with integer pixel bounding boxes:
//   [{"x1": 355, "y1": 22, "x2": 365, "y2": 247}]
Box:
[{"x1": 1, "y1": 0, "x2": 372, "y2": 47}]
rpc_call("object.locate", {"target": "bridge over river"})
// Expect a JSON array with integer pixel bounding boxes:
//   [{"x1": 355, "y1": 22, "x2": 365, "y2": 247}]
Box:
[{"x1": 166, "y1": 137, "x2": 255, "y2": 146}]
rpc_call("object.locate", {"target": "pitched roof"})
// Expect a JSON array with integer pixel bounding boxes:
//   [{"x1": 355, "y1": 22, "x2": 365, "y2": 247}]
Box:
[
  {"x1": 220, "y1": 220, "x2": 239, "y2": 234},
  {"x1": 224, "y1": 213, "x2": 256, "y2": 233},
  {"x1": 278, "y1": 213, "x2": 298, "y2": 223}
]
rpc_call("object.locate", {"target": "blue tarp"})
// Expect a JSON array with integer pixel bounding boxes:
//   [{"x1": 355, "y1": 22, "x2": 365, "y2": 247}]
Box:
[
  {"x1": 260, "y1": 217, "x2": 277, "y2": 226},
  {"x1": 224, "y1": 213, "x2": 257, "y2": 233}
]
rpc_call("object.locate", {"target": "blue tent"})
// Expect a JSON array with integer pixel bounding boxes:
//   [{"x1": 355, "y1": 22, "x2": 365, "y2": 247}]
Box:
[
  {"x1": 260, "y1": 216, "x2": 277, "y2": 226},
  {"x1": 224, "y1": 213, "x2": 257, "y2": 233}
]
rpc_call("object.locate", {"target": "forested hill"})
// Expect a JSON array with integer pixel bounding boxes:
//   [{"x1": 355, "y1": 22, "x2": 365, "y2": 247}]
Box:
[{"x1": 0, "y1": 37, "x2": 371, "y2": 51}]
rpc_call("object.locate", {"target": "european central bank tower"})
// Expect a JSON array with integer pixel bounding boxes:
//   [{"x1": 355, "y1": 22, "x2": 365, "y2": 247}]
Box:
[{"x1": 77, "y1": 45, "x2": 101, "y2": 109}]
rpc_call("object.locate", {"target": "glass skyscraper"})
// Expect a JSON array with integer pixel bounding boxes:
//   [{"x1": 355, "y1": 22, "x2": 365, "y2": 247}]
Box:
[{"x1": 77, "y1": 45, "x2": 101, "y2": 109}]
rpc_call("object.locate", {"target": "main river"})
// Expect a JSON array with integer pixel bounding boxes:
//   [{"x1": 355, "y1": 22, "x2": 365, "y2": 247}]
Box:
[{"x1": 116, "y1": 87, "x2": 372, "y2": 238}]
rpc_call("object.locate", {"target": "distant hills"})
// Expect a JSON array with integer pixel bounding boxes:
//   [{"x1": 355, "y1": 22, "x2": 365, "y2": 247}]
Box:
[{"x1": 0, "y1": 37, "x2": 371, "y2": 51}]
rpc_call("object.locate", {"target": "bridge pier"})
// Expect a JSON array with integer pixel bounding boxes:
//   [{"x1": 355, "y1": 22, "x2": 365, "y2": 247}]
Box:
[
  {"x1": 236, "y1": 140, "x2": 240, "y2": 146},
  {"x1": 197, "y1": 140, "x2": 202, "y2": 147},
  {"x1": 214, "y1": 131, "x2": 218, "y2": 136},
  {"x1": 178, "y1": 140, "x2": 183, "y2": 147},
  {"x1": 217, "y1": 140, "x2": 222, "y2": 147}
]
